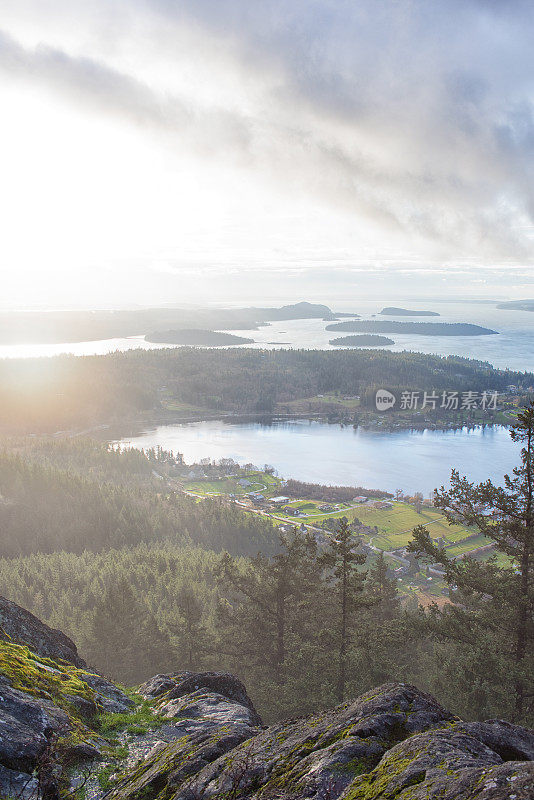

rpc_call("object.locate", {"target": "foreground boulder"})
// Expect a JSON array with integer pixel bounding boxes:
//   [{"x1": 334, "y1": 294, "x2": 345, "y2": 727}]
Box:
[
  {"x1": 339, "y1": 723, "x2": 534, "y2": 799},
  {"x1": 108, "y1": 681, "x2": 534, "y2": 800},
  {"x1": 0, "y1": 599, "x2": 133, "y2": 800},
  {"x1": 107, "y1": 672, "x2": 263, "y2": 800},
  {"x1": 0, "y1": 595, "x2": 85, "y2": 668},
  {"x1": 139, "y1": 670, "x2": 262, "y2": 726}
]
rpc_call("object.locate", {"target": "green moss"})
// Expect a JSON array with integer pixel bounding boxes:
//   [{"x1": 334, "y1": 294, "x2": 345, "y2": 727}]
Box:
[
  {"x1": 338, "y1": 758, "x2": 374, "y2": 777},
  {"x1": 0, "y1": 639, "x2": 97, "y2": 715},
  {"x1": 342, "y1": 753, "x2": 420, "y2": 800}
]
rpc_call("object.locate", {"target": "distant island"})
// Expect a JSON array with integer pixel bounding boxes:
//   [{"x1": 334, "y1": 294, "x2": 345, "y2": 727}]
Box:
[
  {"x1": 0, "y1": 301, "x2": 339, "y2": 345},
  {"x1": 145, "y1": 329, "x2": 255, "y2": 346},
  {"x1": 497, "y1": 300, "x2": 534, "y2": 312},
  {"x1": 332, "y1": 312, "x2": 361, "y2": 318},
  {"x1": 326, "y1": 321, "x2": 498, "y2": 336},
  {"x1": 330, "y1": 334, "x2": 394, "y2": 347},
  {"x1": 379, "y1": 306, "x2": 439, "y2": 316}
]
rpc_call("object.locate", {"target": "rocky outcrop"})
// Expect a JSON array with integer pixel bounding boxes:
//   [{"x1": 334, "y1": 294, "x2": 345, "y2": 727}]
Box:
[
  {"x1": 0, "y1": 595, "x2": 132, "y2": 714},
  {"x1": 170, "y1": 682, "x2": 454, "y2": 800},
  {"x1": 109, "y1": 682, "x2": 534, "y2": 800},
  {"x1": 106, "y1": 672, "x2": 263, "y2": 800},
  {"x1": 0, "y1": 599, "x2": 133, "y2": 799},
  {"x1": 0, "y1": 595, "x2": 85, "y2": 668},
  {"x1": 0, "y1": 599, "x2": 532, "y2": 800}
]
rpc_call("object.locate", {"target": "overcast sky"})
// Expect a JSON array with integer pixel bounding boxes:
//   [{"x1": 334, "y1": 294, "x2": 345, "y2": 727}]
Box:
[{"x1": 1, "y1": 0, "x2": 533, "y2": 308}]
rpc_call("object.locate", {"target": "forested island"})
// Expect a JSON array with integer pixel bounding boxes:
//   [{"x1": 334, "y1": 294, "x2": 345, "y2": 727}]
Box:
[
  {"x1": 0, "y1": 346, "x2": 530, "y2": 433},
  {"x1": 329, "y1": 334, "x2": 394, "y2": 347},
  {"x1": 380, "y1": 306, "x2": 439, "y2": 316},
  {"x1": 326, "y1": 320, "x2": 498, "y2": 336},
  {"x1": 145, "y1": 329, "x2": 255, "y2": 346}
]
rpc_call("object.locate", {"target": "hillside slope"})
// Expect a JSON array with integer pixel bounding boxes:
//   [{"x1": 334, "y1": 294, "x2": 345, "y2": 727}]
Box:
[{"x1": 0, "y1": 596, "x2": 533, "y2": 800}]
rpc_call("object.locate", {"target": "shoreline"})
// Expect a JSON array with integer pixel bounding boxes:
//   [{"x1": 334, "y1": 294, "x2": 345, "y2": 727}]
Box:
[{"x1": 96, "y1": 409, "x2": 511, "y2": 443}]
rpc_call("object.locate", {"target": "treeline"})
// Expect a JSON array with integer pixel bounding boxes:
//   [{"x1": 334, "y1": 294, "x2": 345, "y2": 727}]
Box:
[
  {"x1": 0, "y1": 535, "x2": 402, "y2": 719},
  {"x1": 0, "y1": 519, "x2": 530, "y2": 726},
  {"x1": 284, "y1": 479, "x2": 391, "y2": 501},
  {"x1": 3, "y1": 437, "x2": 181, "y2": 485},
  {"x1": 0, "y1": 448, "x2": 278, "y2": 558},
  {"x1": 0, "y1": 544, "x2": 228, "y2": 685},
  {"x1": 1, "y1": 347, "x2": 531, "y2": 432}
]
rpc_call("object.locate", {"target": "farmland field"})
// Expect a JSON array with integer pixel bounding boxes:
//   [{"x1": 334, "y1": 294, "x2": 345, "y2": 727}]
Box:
[{"x1": 184, "y1": 471, "x2": 281, "y2": 496}]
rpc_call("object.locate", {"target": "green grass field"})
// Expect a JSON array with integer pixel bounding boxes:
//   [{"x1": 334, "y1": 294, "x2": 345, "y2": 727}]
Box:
[
  {"x1": 184, "y1": 476, "x2": 484, "y2": 560},
  {"x1": 160, "y1": 399, "x2": 214, "y2": 416},
  {"x1": 184, "y1": 471, "x2": 281, "y2": 496},
  {"x1": 445, "y1": 534, "x2": 492, "y2": 557},
  {"x1": 274, "y1": 500, "x2": 476, "y2": 552}
]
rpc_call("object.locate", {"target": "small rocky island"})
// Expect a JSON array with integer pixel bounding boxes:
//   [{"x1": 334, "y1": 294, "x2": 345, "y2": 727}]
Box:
[
  {"x1": 145, "y1": 329, "x2": 255, "y2": 346},
  {"x1": 326, "y1": 320, "x2": 498, "y2": 336},
  {"x1": 380, "y1": 306, "x2": 440, "y2": 316},
  {"x1": 330, "y1": 334, "x2": 394, "y2": 347}
]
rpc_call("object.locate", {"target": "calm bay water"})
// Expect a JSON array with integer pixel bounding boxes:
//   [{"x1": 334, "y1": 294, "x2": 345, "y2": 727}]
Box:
[
  {"x1": 1, "y1": 300, "x2": 533, "y2": 371},
  {"x1": 118, "y1": 420, "x2": 522, "y2": 496}
]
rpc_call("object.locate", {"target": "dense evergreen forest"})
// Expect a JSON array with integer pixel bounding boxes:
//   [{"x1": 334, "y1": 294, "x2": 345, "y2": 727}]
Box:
[
  {"x1": 0, "y1": 430, "x2": 532, "y2": 726},
  {"x1": 1, "y1": 346, "x2": 531, "y2": 432},
  {"x1": 0, "y1": 439, "x2": 278, "y2": 558}
]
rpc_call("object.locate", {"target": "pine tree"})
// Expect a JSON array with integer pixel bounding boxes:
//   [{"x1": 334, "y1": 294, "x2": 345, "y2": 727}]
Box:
[
  {"x1": 319, "y1": 518, "x2": 371, "y2": 702},
  {"x1": 365, "y1": 551, "x2": 399, "y2": 621},
  {"x1": 169, "y1": 584, "x2": 208, "y2": 669},
  {"x1": 89, "y1": 578, "x2": 141, "y2": 682},
  {"x1": 89, "y1": 577, "x2": 175, "y2": 683},
  {"x1": 216, "y1": 528, "x2": 320, "y2": 686},
  {"x1": 408, "y1": 402, "x2": 534, "y2": 722}
]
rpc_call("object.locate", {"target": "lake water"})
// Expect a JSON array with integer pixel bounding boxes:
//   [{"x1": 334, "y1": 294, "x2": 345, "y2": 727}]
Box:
[
  {"x1": 117, "y1": 419, "x2": 522, "y2": 496},
  {"x1": 1, "y1": 300, "x2": 533, "y2": 372}
]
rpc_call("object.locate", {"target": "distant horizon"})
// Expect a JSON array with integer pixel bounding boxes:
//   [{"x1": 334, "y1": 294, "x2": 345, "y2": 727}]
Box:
[{"x1": 0, "y1": 294, "x2": 529, "y2": 314}]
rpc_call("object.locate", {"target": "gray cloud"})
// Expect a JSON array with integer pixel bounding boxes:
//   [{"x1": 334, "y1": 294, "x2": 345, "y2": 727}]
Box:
[
  {"x1": 1, "y1": 0, "x2": 533, "y2": 261},
  {"x1": 0, "y1": 29, "x2": 252, "y2": 155}
]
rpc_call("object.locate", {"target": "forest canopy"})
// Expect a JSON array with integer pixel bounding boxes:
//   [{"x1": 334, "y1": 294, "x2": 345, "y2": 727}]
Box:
[{"x1": 0, "y1": 347, "x2": 529, "y2": 433}]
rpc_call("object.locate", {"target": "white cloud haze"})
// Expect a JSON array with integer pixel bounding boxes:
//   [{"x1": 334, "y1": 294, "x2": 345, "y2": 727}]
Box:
[{"x1": 0, "y1": 0, "x2": 533, "y2": 306}]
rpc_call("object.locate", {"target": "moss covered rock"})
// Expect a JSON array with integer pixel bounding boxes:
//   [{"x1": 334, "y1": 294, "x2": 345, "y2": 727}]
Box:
[
  {"x1": 167, "y1": 683, "x2": 454, "y2": 799},
  {"x1": 340, "y1": 722, "x2": 534, "y2": 799}
]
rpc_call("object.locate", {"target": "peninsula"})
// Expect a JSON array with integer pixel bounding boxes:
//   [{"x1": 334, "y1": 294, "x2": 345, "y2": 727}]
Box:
[
  {"x1": 380, "y1": 306, "x2": 440, "y2": 316},
  {"x1": 497, "y1": 299, "x2": 534, "y2": 312},
  {"x1": 0, "y1": 301, "x2": 338, "y2": 345}
]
